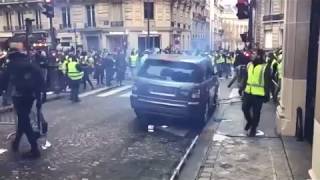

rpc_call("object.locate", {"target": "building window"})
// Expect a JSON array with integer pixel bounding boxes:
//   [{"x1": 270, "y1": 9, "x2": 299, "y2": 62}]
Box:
[
  {"x1": 178, "y1": 23, "x2": 181, "y2": 28},
  {"x1": 264, "y1": 0, "x2": 272, "y2": 15},
  {"x1": 35, "y1": 10, "x2": 42, "y2": 28},
  {"x1": 62, "y1": 7, "x2": 71, "y2": 28},
  {"x1": 264, "y1": 30, "x2": 273, "y2": 49},
  {"x1": 17, "y1": 11, "x2": 24, "y2": 29},
  {"x1": 144, "y1": 1, "x2": 154, "y2": 19},
  {"x1": 86, "y1": 5, "x2": 96, "y2": 27},
  {"x1": 5, "y1": 12, "x2": 12, "y2": 29},
  {"x1": 110, "y1": 3, "x2": 123, "y2": 21}
]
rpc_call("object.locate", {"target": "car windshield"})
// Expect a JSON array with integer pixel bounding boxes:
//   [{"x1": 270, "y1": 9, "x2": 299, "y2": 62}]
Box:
[{"x1": 138, "y1": 59, "x2": 203, "y2": 83}]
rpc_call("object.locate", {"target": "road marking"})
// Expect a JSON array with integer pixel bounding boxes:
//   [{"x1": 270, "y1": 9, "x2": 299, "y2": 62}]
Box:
[
  {"x1": 97, "y1": 85, "x2": 132, "y2": 97},
  {"x1": 79, "y1": 86, "x2": 114, "y2": 98},
  {"x1": 46, "y1": 91, "x2": 54, "y2": 95},
  {"x1": 0, "y1": 148, "x2": 7, "y2": 155},
  {"x1": 119, "y1": 91, "x2": 131, "y2": 97}
]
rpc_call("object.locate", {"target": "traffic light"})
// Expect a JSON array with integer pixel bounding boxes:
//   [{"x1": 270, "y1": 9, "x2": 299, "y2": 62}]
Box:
[
  {"x1": 236, "y1": 0, "x2": 249, "y2": 19},
  {"x1": 42, "y1": 0, "x2": 54, "y2": 18}
]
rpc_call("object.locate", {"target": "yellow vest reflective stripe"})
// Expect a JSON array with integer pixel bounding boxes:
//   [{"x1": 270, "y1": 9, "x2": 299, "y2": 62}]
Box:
[
  {"x1": 278, "y1": 61, "x2": 283, "y2": 79},
  {"x1": 216, "y1": 56, "x2": 224, "y2": 64},
  {"x1": 245, "y1": 63, "x2": 266, "y2": 96},
  {"x1": 130, "y1": 54, "x2": 139, "y2": 67},
  {"x1": 67, "y1": 61, "x2": 84, "y2": 80},
  {"x1": 226, "y1": 57, "x2": 233, "y2": 64}
]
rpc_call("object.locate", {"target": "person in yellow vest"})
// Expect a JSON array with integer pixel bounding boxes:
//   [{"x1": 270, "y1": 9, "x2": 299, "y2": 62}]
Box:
[
  {"x1": 67, "y1": 55, "x2": 84, "y2": 103},
  {"x1": 215, "y1": 51, "x2": 225, "y2": 77},
  {"x1": 239, "y1": 49, "x2": 271, "y2": 137},
  {"x1": 129, "y1": 50, "x2": 139, "y2": 78},
  {"x1": 226, "y1": 53, "x2": 234, "y2": 78}
]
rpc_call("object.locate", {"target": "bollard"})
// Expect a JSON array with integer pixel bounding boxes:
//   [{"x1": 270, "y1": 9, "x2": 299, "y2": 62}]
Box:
[{"x1": 295, "y1": 107, "x2": 304, "y2": 141}]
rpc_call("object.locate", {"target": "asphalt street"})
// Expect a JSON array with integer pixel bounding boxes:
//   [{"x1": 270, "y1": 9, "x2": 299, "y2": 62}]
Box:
[{"x1": 0, "y1": 85, "x2": 200, "y2": 180}]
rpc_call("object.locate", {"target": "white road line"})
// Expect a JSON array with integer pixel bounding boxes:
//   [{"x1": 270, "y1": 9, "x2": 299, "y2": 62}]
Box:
[
  {"x1": 79, "y1": 86, "x2": 113, "y2": 98},
  {"x1": 119, "y1": 91, "x2": 132, "y2": 97},
  {"x1": 97, "y1": 85, "x2": 132, "y2": 97},
  {"x1": 0, "y1": 148, "x2": 7, "y2": 155}
]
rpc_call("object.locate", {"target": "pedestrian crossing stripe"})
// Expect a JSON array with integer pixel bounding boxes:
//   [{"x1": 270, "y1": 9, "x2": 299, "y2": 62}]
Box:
[
  {"x1": 97, "y1": 85, "x2": 132, "y2": 97},
  {"x1": 119, "y1": 91, "x2": 132, "y2": 97}
]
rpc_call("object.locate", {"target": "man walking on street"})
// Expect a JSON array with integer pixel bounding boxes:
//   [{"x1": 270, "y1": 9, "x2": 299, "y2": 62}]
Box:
[
  {"x1": 67, "y1": 56, "x2": 83, "y2": 103},
  {"x1": 0, "y1": 42, "x2": 44, "y2": 158},
  {"x1": 240, "y1": 49, "x2": 271, "y2": 137}
]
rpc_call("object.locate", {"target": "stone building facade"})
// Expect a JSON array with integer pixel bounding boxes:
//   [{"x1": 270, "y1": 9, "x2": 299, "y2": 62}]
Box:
[
  {"x1": 0, "y1": 0, "x2": 210, "y2": 52},
  {"x1": 275, "y1": 0, "x2": 320, "y2": 179},
  {"x1": 253, "y1": 0, "x2": 285, "y2": 49},
  {"x1": 209, "y1": 0, "x2": 224, "y2": 50}
]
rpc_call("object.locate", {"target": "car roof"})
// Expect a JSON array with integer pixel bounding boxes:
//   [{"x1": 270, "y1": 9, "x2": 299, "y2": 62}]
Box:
[{"x1": 147, "y1": 54, "x2": 207, "y2": 64}]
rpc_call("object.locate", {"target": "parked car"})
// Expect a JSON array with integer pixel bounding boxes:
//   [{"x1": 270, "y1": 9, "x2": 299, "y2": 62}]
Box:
[{"x1": 130, "y1": 54, "x2": 219, "y2": 126}]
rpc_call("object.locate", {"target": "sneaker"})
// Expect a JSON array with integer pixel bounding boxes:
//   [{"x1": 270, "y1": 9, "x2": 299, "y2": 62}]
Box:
[{"x1": 248, "y1": 129, "x2": 257, "y2": 137}]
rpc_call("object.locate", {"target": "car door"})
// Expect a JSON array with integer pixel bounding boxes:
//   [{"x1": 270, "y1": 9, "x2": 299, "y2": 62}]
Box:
[{"x1": 203, "y1": 60, "x2": 217, "y2": 107}]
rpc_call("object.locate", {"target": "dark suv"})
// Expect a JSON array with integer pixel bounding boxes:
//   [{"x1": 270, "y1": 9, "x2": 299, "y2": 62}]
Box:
[{"x1": 130, "y1": 54, "x2": 219, "y2": 126}]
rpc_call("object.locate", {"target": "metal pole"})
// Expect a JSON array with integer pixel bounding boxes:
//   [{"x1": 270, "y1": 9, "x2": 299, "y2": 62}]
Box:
[
  {"x1": 49, "y1": 17, "x2": 56, "y2": 50},
  {"x1": 74, "y1": 23, "x2": 77, "y2": 54},
  {"x1": 147, "y1": 2, "x2": 151, "y2": 50},
  {"x1": 248, "y1": 0, "x2": 254, "y2": 49}
]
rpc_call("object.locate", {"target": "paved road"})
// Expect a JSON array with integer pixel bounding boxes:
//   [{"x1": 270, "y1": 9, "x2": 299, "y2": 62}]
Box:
[{"x1": 0, "y1": 85, "x2": 200, "y2": 180}]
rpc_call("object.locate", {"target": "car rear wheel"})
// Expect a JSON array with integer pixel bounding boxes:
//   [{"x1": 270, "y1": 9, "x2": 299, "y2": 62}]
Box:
[{"x1": 135, "y1": 111, "x2": 148, "y2": 127}]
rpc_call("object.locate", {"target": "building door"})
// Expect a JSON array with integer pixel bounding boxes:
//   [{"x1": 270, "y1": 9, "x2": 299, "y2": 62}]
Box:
[
  {"x1": 305, "y1": 0, "x2": 320, "y2": 144},
  {"x1": 86, "y1": 36, "x2": 99, "y2": 51}
]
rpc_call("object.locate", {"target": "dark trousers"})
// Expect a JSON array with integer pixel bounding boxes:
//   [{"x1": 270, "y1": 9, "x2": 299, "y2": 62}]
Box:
[
  {"x1": 12, "y1": 96, "x2": 38, "y2": 150},
  {"x1": 58, "y1": 71, "x2": 67, "y2": 91},
  {"x1": 105, "y1": 68, "x2": 114, "y2": 86},
  {"x1": 95, "y1": 70, "x2": 104, "y2": 85},
  {"x1": 83, "y1": 72, "x2": 94, "y2": 89},
  {"x1": 70, "y1": 80, "x2": 81, "y2": 102},
  {"x1": 242, "y1": 93, "x2": 264, "y2": 130}
]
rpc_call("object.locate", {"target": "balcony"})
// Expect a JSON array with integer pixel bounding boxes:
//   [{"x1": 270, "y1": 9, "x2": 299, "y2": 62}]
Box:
[
  {"x1": 110, "y1": 21, "x2": 123, "y2": 27},
  {"x1": 0, "y1": 0, "x2": 42, "y2": 5},
  {"x1": 263, "y1": 14, "x2": 284, "y2": 22}
]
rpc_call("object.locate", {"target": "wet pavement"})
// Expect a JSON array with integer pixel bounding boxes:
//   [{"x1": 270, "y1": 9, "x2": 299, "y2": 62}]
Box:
[{"x1": 0, "y1": 84, "x2": 199, "y2": 180}]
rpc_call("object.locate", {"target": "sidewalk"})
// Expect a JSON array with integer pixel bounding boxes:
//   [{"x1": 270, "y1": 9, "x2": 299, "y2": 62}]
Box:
[{"x1": 196, "y1": 80, "x2": 311, "y2": 180}]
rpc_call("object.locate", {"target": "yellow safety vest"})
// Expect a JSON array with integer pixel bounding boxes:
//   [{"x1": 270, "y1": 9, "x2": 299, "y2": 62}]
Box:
[
  {"x1": 216, "y1": 56, "x2": 224, "y2": 64},
  {"x1": 67, "y1": 61, "x2": 84, "y2": 80},
  {"x1": 130, "y1": 54, "x2": 139, "y2": 67},
  {"x1": 226, "y1": 57, "x2": 233, "y2": 64},
  {"x1": 245, "y1": 63, "x2": 267, "y2": 96}
]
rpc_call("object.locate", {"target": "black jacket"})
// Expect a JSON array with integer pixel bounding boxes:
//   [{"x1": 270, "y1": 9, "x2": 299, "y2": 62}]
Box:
[{"x1": 0, "y1": 51, "x2": 44, "y2": 97}]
